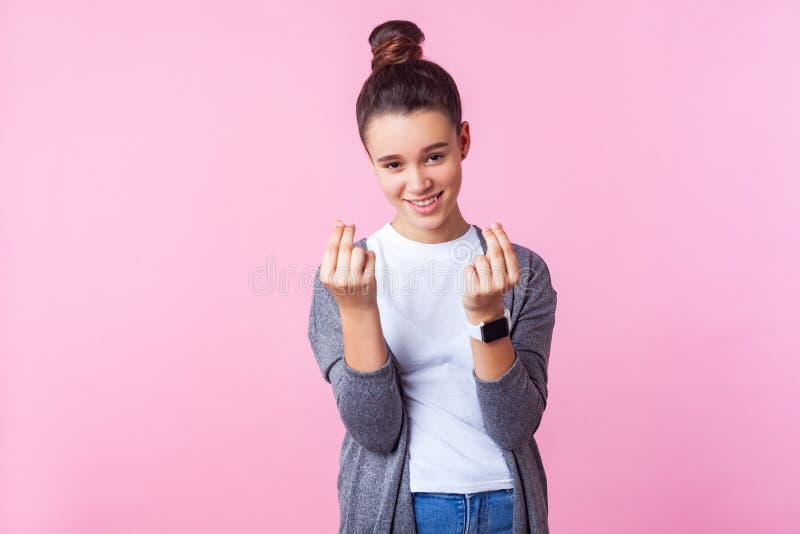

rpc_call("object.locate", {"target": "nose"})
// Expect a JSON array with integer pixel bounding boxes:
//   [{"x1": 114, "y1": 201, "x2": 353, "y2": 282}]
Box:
[{"x1": 405, "y1": 168, "x2": 433, "y2": 196}]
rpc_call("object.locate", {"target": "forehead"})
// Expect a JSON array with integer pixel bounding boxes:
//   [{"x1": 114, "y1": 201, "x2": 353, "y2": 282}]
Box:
[{"x1": 366, "y1": 109, "x2": 452, "y2": 153}]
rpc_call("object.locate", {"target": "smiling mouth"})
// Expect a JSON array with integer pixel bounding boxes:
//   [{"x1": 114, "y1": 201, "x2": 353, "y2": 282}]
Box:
[{"x1": 405, "y1": 191, "x2": 442, "y2": 204}]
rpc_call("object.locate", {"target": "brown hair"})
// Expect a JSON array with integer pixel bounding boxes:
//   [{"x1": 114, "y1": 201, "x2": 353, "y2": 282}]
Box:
[{"x1": 356, "y1": 20, "x2": 463, "y2": 157}]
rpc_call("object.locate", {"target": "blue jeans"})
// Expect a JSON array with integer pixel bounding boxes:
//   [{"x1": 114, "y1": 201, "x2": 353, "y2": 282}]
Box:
[{"x1": 412, "y1": 488, "x2": 514, "y2": 533}]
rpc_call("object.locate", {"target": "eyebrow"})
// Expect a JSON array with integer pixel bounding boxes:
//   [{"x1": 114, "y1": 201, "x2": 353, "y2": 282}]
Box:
[{"x1": 376, "y1": 141, "x2": 450, "y2": 163}]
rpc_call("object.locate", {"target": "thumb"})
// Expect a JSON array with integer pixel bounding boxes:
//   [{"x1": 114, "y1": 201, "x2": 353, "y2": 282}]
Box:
[
  {"x1": 363, "y1": 250, "x2": 377, "y2": 281},
  {"x1": 463, "y1": 263, "x2": 478, "y2": 295}
]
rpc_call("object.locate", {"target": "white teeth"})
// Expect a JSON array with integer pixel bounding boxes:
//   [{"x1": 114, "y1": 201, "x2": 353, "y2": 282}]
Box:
[{"x1": 410, "y1": 193, "x2": 439, "y2": 206}]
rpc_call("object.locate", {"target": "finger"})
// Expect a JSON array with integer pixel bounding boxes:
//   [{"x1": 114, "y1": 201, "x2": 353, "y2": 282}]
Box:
[
  {"x1": 364, "y1": 250, "x2": 376, "y2": 285},
  {"x1": 473, "y1": 254, "x2": 493, "y2": 295},
  {"x1": 463, "y1": 263, "x2": 479, "y2": 298},
  {"x1": 321, "y1": 220, "x2": 345, "y2": 283},
  {"x1": 482, "y1": 227, "x2": 507, "y2": 292},
  {"x1": 490, "y1": 223, "x2": 520, "y2": 286},
  {"x1": 350, "y1": 245, "x2": 366, "y2": 282},
  {"x1": 336, "y1": 224, "x2": 355, "y2": 278}
]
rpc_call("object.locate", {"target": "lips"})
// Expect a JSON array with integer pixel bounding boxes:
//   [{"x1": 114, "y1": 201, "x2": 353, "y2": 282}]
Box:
[{"x1": 406, "y1": 191, "x2": 442, "y2": 203}]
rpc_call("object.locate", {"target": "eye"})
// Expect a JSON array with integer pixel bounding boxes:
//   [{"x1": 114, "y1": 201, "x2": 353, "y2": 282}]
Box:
[{"x1": 383, "y1": 154, "x2": 444, "y2": 170}]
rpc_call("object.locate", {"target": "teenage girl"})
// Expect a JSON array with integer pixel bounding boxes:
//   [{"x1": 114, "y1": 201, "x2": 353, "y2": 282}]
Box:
[{"x1": 308, "y1": 19, "x2": 558, "y2": 533}]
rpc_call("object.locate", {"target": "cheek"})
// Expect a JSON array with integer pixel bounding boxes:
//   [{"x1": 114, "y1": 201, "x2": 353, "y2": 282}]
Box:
[
  {"x1": 438, "y1": 164, "x2": 462, "y2": 187},
  {"x1": 377, "y1": 178, "x2": 405, "y2": 200}
]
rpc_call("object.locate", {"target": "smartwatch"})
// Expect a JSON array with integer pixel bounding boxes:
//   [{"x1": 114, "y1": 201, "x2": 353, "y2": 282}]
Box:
[{"x1": 466, "y1": 307, "x2": 511, "y2": 343}]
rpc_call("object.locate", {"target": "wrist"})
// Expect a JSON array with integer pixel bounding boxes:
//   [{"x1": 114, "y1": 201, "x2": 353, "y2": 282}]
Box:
[
  {"x1": 339, "y1": 302, "x2": 380, "y2": 319},
  {"x1": 464, "y1": 304, "x2": 506, "y2": 325}
]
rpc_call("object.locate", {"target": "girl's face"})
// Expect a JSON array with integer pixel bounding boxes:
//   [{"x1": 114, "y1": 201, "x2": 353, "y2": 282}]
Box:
[{"x1": 365, "y1": 109, "x2": 471, "y2": 244}]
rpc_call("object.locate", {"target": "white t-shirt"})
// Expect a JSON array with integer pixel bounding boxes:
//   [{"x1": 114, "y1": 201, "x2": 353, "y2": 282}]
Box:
[{"x1": 366, "y1": 221, "x2": 513, "y2": 494}]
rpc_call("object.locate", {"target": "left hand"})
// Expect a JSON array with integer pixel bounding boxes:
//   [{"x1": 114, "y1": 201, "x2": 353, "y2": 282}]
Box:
[{"x1": 462, "y1": 222, "x2": 521, "y2": 323}]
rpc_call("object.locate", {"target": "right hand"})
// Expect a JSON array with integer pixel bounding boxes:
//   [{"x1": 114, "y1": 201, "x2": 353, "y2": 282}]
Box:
[{"x1": 320, "y1": 220, "x2": 378, "y2": 312}]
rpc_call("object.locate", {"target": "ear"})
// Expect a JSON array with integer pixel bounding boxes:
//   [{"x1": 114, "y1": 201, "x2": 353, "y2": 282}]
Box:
[{"x1": 459, "y1": 121, "x2": 471, "y2": 159}]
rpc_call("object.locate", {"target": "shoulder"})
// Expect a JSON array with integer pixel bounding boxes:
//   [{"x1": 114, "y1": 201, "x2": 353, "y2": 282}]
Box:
[
  {"x1": 509, "y1": 242, "x2": 551, "y2": 275},
  {"x1": 508, "y1": 242, "x2": 557, "y2": 298},
  {"x1": 509, "y1": 242, "x2": 543, "y2": 265}
]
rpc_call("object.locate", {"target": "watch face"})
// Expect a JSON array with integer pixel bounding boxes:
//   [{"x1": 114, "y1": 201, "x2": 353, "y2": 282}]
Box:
[{"x1": 481, "y1": 317, "x2": 509, "y2": 342}]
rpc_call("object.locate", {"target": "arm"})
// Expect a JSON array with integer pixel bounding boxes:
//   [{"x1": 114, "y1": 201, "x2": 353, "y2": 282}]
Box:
[
  {"x1": 307, "y1": 262, "x2": 404, "y2": 454},
  {"x1": 340, "y1": 304, "x2": 389, "y2": 373},
  {"x1": 467, "y1": 305, "x2": 517, "y2": 381},
  {"x1": 472, "y1": 251, "x2": 557, "y2": 451}
]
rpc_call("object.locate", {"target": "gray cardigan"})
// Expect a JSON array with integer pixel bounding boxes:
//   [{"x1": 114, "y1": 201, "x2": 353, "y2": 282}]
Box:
[{"x1": 307, "y1": 224, "x2": 558, "y2": 533}]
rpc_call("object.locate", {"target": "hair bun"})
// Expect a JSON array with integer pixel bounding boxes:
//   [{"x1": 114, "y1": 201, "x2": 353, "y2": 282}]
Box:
[{"x1": 369, "y1": 20, "x2": 424, "y2": 72}]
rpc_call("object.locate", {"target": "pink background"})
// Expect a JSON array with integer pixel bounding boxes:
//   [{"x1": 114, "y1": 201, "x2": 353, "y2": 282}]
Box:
[{"x1": 2, "y1": 1, "x2": 799, "y2": 533}]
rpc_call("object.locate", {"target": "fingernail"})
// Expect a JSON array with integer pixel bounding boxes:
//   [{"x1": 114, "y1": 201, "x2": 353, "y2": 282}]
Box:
[
  {"x1": 490, "y1": 222, "x2": 499, "y2": 230},
  {"x1": 335, "y1": 219, "x2": 343, "y2": 227}
]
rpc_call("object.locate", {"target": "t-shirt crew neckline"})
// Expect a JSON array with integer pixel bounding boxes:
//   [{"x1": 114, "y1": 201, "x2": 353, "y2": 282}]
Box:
[{"x1": 381, "y1": 221, "x2": 479, "y2": 258}]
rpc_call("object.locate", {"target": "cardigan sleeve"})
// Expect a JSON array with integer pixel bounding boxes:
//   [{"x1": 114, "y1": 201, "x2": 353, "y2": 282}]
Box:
[
  {"x1": 307, "y1": 261, "x2": 404, "y2": 455},
  {"x1": 472, "y1": 249, "x2": 558, "y2": 451}
]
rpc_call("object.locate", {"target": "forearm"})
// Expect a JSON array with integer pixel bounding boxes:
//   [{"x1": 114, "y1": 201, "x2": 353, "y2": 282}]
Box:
[
  {"x1": 467, "y1": 305, "x2": 545, "y2": 451},
  {"x1": 466, "y1": 306, "x2": 516, "y2": 380},
  {"x1": 340, "y1": 304, "x2": 389, "y2": 373},
  {"x1": 473, "y1": 352, "x2": 544, "y2": 450}
]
